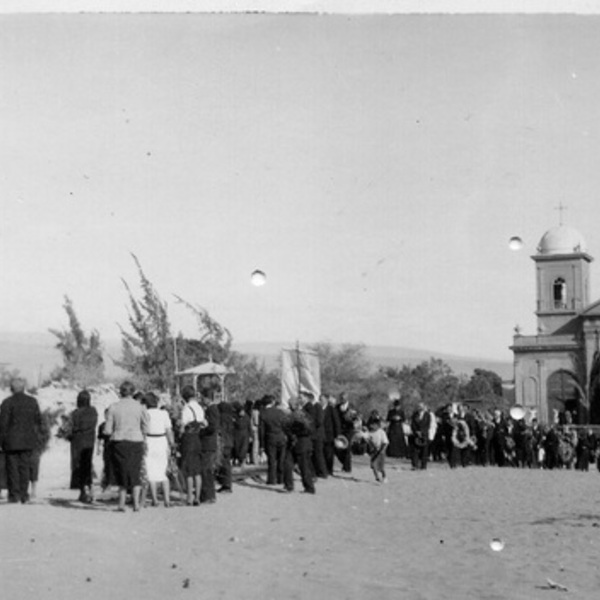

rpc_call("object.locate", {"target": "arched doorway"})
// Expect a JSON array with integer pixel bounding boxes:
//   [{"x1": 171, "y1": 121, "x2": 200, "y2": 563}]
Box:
[
  {"x1": 547, "y1": 370, "x2": 582, "y2": 424},
  {"x1": 589, "y1": 351, "x2": 600, "y2": 425}
]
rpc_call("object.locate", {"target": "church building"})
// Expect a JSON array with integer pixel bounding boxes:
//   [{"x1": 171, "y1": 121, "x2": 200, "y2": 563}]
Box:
[{"x1": 511, "y1": 224, "x2": 600, "y2": 425}]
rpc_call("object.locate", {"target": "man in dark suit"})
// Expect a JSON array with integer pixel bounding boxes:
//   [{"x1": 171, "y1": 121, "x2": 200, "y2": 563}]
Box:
[
  {"x1": 335, "y1": 392, "x2": 358, "y2": 473},
  {"x1": 0, "y1": 378, "x2": 42, "y2": 503},
  {"x1": 259, "y1": 394, "x2": 288, "y2": 485},
  {"x1": 302, "y1": 391, "x2": 327, "y2": 479},
  {"x1": 410, "y1": 402, "x2": 432, "y2": 470},
  {"x1": 283, "y1": 395, "x2": 315, "y2": 494},
  {"x1": 322, "y1": 394, "x2": 341, "y2": 475}
]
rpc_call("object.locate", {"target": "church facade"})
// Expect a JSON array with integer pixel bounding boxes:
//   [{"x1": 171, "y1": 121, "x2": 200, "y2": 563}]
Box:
[{"x1": 511, "y1": 225, "x2": 600, "y2": 425}]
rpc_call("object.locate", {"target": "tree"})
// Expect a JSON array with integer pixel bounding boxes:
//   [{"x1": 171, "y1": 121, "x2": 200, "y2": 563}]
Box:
[
  {"x1": 117, "y1": 254, "x2": 174, "y2": 391},
  {"x1": 459, "y1": 368, "x2": 507, "y2": 412},
  {"x1": 225, "y1": 352, "x2": 280, "y2": 404},
  {"x1": 117, "y1": 256, "x2": 237, "y2": 393},
  {"x1": 462, "y1": 368, "x2": 503, "y2": 398},
  {"x1": 379, "y1": 358, "x2": 462, "y2": 414},
  {"x1": 173, "y1": 296, "x2": 233, "y2": 367},
  {"x1": 172, "y1": 301, "x2": 276, "y2": 403},
  {"x1": 308, "y1": 342, "x2": 371, "y2": 398},
  {"x1": 49, "y1": 296, "x2": 104, "y2": 386}
]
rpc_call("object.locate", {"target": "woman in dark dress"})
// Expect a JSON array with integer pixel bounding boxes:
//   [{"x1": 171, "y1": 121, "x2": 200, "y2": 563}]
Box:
[
  {"x1": 386, "y1": 400, "x2": 407, "y2": 458},
  {"x1": 232, "y1": 401, "x2": 252, "y2": 466},
  {"x1": 69, "y1": 390, "x2": 98, "y2": 503}
]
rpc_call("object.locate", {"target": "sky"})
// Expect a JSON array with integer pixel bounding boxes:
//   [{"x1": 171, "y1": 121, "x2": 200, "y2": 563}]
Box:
[{"x1": 3, "y1": 10, "x2": 600, "y2": 363}]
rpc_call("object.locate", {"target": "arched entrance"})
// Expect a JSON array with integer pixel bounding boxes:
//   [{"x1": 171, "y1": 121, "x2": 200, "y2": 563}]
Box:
[
  {"x1": 589, "y1": 351, "x2": 600, "y2": 425},
  {"x1": 547, "y1": 369, "x2": 583, "y2": 424}
]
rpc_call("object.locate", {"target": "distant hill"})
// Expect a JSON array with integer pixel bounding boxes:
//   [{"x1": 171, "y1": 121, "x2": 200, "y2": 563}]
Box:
[
  {"x1": 0, "y1": 333, "x2": 513, "y2": 386},
  {"x1": 0, "y1": 332, "x2": 126, "y2": 385},
  {"x1": 232, "y1": 342, "x2": 514, "y2": 380},
  {"x1": 366, "y1": 345, "x2": 514, "y2": 380}
]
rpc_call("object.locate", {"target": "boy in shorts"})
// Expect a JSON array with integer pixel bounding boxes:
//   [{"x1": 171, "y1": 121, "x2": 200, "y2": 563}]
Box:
[{"x1": 365, "y1": 415, "x2": 389, "y2": 483}]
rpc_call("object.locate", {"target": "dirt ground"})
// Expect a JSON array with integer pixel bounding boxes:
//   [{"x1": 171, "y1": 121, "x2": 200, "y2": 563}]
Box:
[{"x1": 2, "y1": 438, "x2": 600, "y2": 600}]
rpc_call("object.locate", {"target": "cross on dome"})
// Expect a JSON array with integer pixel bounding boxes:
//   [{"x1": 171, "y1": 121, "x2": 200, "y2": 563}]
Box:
[{"x1": 554, "y1": 202, "x2": 568, "y2": 226}]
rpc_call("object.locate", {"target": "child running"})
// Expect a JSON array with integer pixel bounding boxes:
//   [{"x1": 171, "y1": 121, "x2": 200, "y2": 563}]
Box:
[{"x1": 365, "y1": 414, "x2": 389, "y2": 483}]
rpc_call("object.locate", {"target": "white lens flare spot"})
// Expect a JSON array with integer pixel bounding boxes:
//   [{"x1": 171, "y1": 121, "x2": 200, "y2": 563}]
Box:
[
  {"x1": 509, "y1": 236, "x2": 524, "y2": 251},
  {"x1": 250, "y1": 270, "x2": 266, "y2": 286},
  {"x1": 490, "y1": 538, "x2": 505, "y2": 552},
  {"x1": 510, "y1": 405, "x2": 526, "y2": 420}
]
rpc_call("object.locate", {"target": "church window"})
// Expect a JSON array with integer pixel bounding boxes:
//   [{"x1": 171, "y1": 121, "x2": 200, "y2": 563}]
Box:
[{"x1": 553, "y1": 278, "x2": 567, "y2": 309}]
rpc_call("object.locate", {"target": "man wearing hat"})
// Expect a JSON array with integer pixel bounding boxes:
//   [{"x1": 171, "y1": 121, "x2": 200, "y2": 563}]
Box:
[{"x1": 335, "y1": 392, "x2": 357, "y2": 473}]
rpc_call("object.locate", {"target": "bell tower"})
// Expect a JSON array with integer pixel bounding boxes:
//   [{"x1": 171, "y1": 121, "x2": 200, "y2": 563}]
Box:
[{"x1": 533, "y1": 225, "x2": 592, "y2": 334}]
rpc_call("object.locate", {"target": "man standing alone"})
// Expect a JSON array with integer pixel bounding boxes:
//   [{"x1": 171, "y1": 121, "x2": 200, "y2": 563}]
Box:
[
  {"x1": 0, "y1": 378, "x2": 42, "y2": 503},
  {"x1": 410, "y1": 402, "x2": 432, "y2": 470}
]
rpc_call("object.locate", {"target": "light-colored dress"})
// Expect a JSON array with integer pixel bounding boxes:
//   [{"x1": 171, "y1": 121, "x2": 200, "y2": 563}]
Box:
[{"x1": 145, "y1": 408, "x2": 172, "y2": 482}]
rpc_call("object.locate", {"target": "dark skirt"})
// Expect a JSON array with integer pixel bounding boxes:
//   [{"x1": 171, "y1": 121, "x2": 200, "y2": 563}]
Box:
[
  {"x1": 102, "y1": 442, "x2": 117, "y2": 488},
  {"x1": 111, "y1": 441, "x2": 144, "y2": 488},
  {"x1": 233, "y1": 434, "x2": 250, "y2": 463},
  {"x1": 387, "y1": 423, "x2": 407, "y2": 458},
  {"x1": 179, "y1": 432, "x2": 202, "y2": 478},
  {"x1": 70, "y1": 444, "x2": 94, "y2": 490}
]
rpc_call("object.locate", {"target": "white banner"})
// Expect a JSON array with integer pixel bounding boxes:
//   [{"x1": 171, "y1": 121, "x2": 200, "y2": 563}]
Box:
[{"x1": 281, "y1": 347, "x2": 321, "y2": 407}]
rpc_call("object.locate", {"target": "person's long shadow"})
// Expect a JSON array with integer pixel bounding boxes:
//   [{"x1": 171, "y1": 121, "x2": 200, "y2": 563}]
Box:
[
  {"x1": 46, "y1": 497, "x2": 117, "y2": 511},
  {"x1": 329, "y1": 472, "x2": 365, "y2": 484},
  {"x1": 235, "y1": 476, "x2": 293, "y2": 494}
]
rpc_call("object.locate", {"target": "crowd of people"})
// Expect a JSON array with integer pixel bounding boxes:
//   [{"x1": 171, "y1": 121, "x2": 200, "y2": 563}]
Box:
[
  {"x1": 1, "y1": 377, "x2": 598, "y2": 509},
  {"x1": 384, "y1": 399, "x2": 600, "y2": 473}
]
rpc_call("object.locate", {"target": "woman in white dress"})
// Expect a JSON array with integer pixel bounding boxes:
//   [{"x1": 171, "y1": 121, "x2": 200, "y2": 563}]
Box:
[{"x1": 143, "y1": 392, "x2": 174, "y2": 507}]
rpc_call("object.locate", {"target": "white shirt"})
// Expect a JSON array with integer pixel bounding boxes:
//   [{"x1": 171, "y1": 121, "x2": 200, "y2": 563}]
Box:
[
  {"x1": 366, "y1": 428, "x2": 389, "y2": 451},
  {"x1": 180, "y1": 400, "x2": 205, "y2": 428},
  {"x1": 146, "y1": 408, "x2": 172, "y2": 436}
]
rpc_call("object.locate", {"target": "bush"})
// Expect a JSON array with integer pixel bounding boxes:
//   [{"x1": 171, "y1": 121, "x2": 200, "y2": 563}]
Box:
[{"x1": 37, "y1": 407, "x2": 65, "y2": 452}]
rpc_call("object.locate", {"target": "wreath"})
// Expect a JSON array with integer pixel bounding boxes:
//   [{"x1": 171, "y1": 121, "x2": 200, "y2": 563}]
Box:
[{"x1": 451, "y1": 420, "x2": 471, "y2": 450}]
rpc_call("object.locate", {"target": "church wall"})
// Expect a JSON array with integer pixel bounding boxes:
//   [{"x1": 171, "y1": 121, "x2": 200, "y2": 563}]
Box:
[{"x1": 514, "y1": 348, "x2": 581, "y2": 424}]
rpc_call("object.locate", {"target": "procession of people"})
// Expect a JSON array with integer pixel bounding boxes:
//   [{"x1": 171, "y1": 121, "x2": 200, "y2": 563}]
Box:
[{"x1": 1, "y1": 376, "x2": 599, "y2": 509}]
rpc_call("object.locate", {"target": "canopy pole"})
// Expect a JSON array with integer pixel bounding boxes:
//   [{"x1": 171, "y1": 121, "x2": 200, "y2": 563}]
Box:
[
  {"x1": 173, "y1": 336, "x2": 180, "y2": 397},
  {"x1": 296, "y1": 340, "x2": 301, "y2": 400}
]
